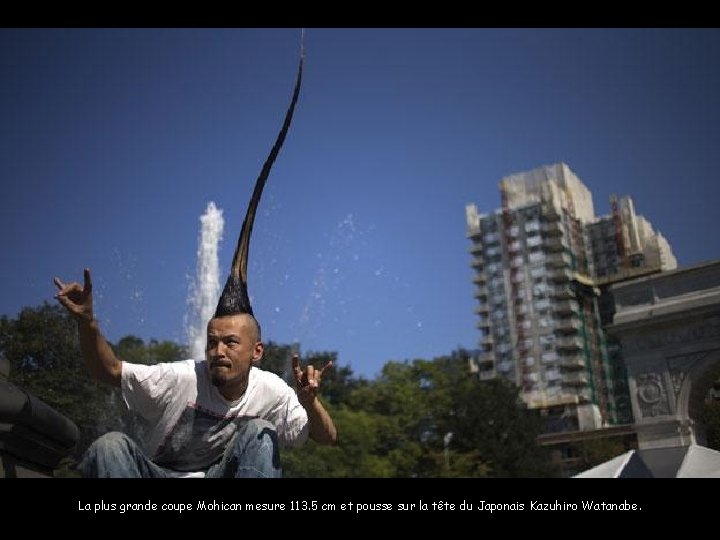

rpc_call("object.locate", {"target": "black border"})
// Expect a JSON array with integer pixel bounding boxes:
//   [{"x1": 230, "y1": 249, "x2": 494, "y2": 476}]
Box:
[{"x1": 2, "y1": 477, "x2": 711, "y2": 528}]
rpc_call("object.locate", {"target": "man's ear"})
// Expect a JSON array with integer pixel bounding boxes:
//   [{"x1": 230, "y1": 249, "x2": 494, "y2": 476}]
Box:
[{"x1": 252, "y1": 341, "x2": 264, "y2": 363}]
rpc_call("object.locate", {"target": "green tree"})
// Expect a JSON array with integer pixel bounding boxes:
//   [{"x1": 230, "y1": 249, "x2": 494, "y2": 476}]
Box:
[
  {"x1": 350, "y1": 352, "x2": 555, "y2": 477},
  {"x1": 259, "y1": 340, "x2": 295, "y2": 382},
  {"x1": 114, "y1": 336, "x2": 186, "y2": 365},
  {"x1": 0, "y1": 303, "x2": 189, "y2": 473},
  {"x1": 282, "y1": 406, "x2": 395, "y2": 477},
  {"x1": 115, "y1": 335, "x2": 148, "y2": 364},
  {"x1": 1, "y1": 305, "x2": 559, "y2": 478},
  {"x1": 446, "y1": 376, "x2": 555, "y2": 477},
  {"x1": 0, "y1": 303, "x2": 112, "y2": 465},
  {"x1": 280, "y1": 349, "x2": 556, "y2": 477},
  {"x1": 147, "y1": 338, "x2": 187, "y2": 364},
  {"x1": 350, "y1": 360, "x2": 444, "y2": 477},
  {"x1": 280, "y1": 358, "x2": 389, "y2": 478}
]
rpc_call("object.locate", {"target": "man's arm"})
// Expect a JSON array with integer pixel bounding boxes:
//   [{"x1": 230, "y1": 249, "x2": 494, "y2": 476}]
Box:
[
  {"x1": 54, "y1": 268, "x2": 122, "y2": 387},
  {"x1": 302, "y1": 393, "x2": 337, "y2": 445},
  {"x1": 292, "y1": 355, "x2": 338, "y2": 445}
]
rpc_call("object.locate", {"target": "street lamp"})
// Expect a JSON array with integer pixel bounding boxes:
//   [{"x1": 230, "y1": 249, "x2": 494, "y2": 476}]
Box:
[{"x1": 443, "y1": 432, "x2": 454, "y2": 471}]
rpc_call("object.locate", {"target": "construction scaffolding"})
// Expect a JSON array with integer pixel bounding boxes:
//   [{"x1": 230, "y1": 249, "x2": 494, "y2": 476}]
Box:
[{"x1": 467, "y1": 163, "x2": 678, "y2": 433}]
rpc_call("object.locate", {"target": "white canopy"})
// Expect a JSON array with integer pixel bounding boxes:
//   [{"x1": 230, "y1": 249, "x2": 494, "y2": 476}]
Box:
[{"x1": 574, "y1": 445, "x2": 720, "y2": 478}]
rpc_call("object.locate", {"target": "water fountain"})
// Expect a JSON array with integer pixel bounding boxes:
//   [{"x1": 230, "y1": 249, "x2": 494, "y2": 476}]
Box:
[{"x1": 185, "y1": 202, "x2": 224, "y2": 360}]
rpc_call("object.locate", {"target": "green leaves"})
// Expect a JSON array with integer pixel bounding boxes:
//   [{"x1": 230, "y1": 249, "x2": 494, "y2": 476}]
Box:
[
  {"x1": 272, "y1": 348, "x2": 555, "y2": 477},
  {"x1": 0, "y1": 304, "x2": 184, "y2": 470},
  {"x1": 2, "y1": 303, "x2": 558, "y2": 477}
]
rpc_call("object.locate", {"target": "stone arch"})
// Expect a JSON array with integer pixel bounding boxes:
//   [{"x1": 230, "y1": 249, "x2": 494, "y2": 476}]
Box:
[{"x1": 676, "y1": 349, "x2": 720, "y2": 443}]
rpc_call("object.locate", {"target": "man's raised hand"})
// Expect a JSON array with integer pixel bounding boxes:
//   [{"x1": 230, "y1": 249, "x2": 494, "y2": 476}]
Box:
[
  {"x1": 54, "y1": 268, "x2": 94, "y2": 323},
  {"x1": 292, "y1": 354, "x2": 333, "y2": 406}
]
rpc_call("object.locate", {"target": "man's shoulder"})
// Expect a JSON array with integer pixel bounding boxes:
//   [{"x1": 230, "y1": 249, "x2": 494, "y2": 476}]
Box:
[
  {"x1": 248, "y1": 368, "x2": 301, "y2": 413},
  {"x1": 122, "y1": 358, "x2": 197, "y2": 380},
  {"x1": 250, "y1": 367, "x2": 293, "y2": 392}
]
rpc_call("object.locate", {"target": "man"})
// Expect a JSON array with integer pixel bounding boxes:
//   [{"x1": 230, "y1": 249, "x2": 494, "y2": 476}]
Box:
[{"x1": 54, "y1": 268, "x2": 337, "y2": 478}]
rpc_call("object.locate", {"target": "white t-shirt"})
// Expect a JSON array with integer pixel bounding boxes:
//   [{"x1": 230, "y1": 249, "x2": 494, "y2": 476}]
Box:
[{"x1": 121, "y1": 360, "x2": 308, "y2": 477}]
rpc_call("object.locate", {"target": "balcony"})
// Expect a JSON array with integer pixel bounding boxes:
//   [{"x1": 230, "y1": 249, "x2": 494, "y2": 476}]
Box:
[
  {"x1": 555, "y1": 317, "x2": 581, "y2": 333},
  {"x1": 556, "y1": 336, "x2": 584, "y2": 350},
  {"x1": 483, "y1": 232, "x2": 501, "y2": 245},
  {"x1": 478, "y1": 370, "x2": 496, "y2": 381},
  {"x1": 541, "y1": 221, "x2": 563, "y2": 236},
  {"x1": 551, "y1": 285, "x2": 575, "y2": 299},
  {"x1": 474, "y1": 285, "x2": 488, "y2": 299},
  {"x1": 469, "y1": 243, "x2": 484, "y2": 256},
  {"x1": 559, "y1": 355, "x2": 586, "y2": 370},
  {"x1": 467, "y1": 226, "x2": 482, "y2": 239},
  {"x1": 526, "y1": 235, "x2": 542, "y2": 248},
  {"x1": 475, "y1": 354, "x2": 494, "y2": 368},
  {"x1": 473, "y1": 273, "x2": 487, "y2": 284},
  {"x1": 561, "y1": 372, "x2": 589, "y2": 386},
  {"x1": 525, "y1": 221, "x2": 541, "y2": 233},
  {"x1": 544, "y1": 236, "x2": 568, "y2": 252},
  {"x1": 546, "y1": 252, "x2": 572, "y2": 268},
  {"x1": 497, "y1": 360, "x2": 513, "y2": 373},
  {"x1": 553, "y1": 299, "x2": 579, "y2": 315},
  {"x1": 547, "y1": 268, "x2": 572, "y2": 282},
  {"x1": 474, "y1": 304, "x2": 489, "y2": 315}
]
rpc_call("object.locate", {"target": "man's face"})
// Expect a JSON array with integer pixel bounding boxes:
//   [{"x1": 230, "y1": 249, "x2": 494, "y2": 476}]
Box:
[{"x1": 206, "y1": 314, "x2": 263, "y2": 400}]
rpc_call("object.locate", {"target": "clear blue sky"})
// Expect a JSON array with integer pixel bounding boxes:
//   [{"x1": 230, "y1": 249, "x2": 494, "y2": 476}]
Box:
[{"x1": 1, "y1": 28, "x2": 719, "y2": 379}]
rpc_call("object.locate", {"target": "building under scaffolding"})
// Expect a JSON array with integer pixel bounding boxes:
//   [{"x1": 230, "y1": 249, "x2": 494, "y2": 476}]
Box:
[{"x1": 466, "y1": 163, "x2": 677, "y2": 432}]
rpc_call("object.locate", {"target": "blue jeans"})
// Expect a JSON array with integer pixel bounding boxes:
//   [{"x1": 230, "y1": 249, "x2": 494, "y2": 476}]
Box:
[{"x1": 78, "y1": 419, "x2": 281, "y2": 478}]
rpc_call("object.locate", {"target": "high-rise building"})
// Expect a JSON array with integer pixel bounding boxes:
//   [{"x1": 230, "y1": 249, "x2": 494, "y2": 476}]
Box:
[
  {"x1": 466, "y1": 163, "x2": 677, "y2": 432},
  {"x1": 588, "y1": 195, "x2": 677, "y2": 285},
  {"x1": 588, "y1": 195, "x2": 678, "y2": 427}
]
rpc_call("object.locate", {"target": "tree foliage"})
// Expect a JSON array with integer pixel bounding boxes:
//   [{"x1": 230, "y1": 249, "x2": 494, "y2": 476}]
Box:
[
  {"x1": 279, "y1": 349, "x2": 555, "y2": 477},
  {"x1": 258, "y1": 340, "x2": 295, "y2": 382},
  {"x1": 3, "y1": 303, "x2": 558, "y2": 477},
  {"x1": 0, "y1": 304, "x2": 110, "y2": 457},
  {"x1": 0, "y1": 303, "x2": 183, "y2": 471}
]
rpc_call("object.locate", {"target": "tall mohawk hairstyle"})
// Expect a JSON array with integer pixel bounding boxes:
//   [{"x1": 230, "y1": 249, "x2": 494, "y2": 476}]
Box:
[{"x1": 215, "y1": 32, "x2": 304, "y2": 319}]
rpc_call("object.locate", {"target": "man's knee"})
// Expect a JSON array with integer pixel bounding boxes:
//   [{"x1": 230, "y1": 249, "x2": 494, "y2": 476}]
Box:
[
  {"x1": 227, "y1": 419, "x2": 281, "y2": 477},
  {"x1": 85, "y1": 431, "x2": 136, "y2": 461},
  {"x1": 91, "y1": 431, "x2": 133, "y2": 451}
]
